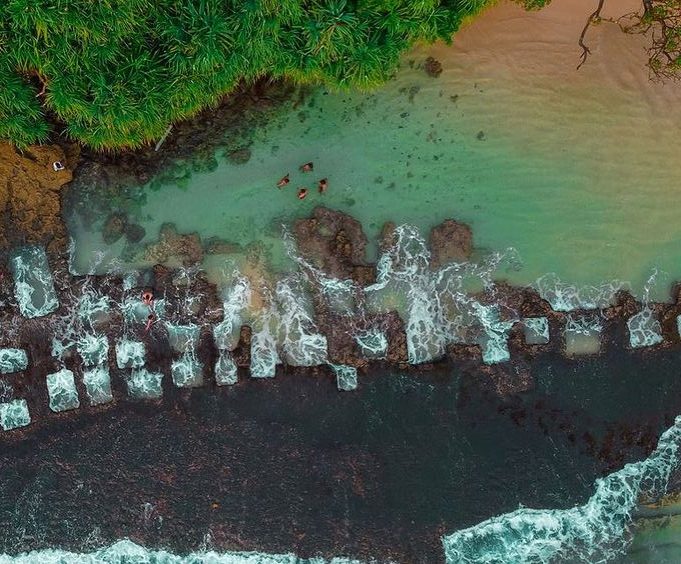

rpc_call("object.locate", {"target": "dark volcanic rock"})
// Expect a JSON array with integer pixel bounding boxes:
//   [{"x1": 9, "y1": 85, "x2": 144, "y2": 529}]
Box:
[
  {"x1": 72, "y1": 161, "x2": 110, "y2": 192},
  {"x1": 429, "y1": 219, "x2": 473, "y2": 268},
  {"x1": 125, "y1": 223, "x2": 146, "y2": 243},
  {"x1": 102, "y1": 212, "x2": 128, "y2": 244},
  {"x1": 381, "y1": 312, "x2": 409, "y2": 364},
  {"x1": 294, "y1": 207, "x2": 372, "y2": 283}
]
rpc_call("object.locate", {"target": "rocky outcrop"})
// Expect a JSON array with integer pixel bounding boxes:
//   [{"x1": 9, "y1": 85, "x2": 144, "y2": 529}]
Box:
[
  {"x1": 0, "y1": 142, "x2": 77, "y2": 254},
  {"x1": 138, "y1": 224, "x2": 204, "y2": 266},
  {"x1": 429, "y1": 219, "x2": 473, "y2": 268},
  {"x1": 293, "y1": 207, "x2": 374, "y2": 284},
  {"x1": 227, "y1": 148, "x2": 251, "y2": 165}
]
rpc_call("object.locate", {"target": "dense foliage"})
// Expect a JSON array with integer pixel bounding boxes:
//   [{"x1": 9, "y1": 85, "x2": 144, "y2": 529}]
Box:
[{"x1": 0, "y1": 0, "x2": 493, "y2": 149}]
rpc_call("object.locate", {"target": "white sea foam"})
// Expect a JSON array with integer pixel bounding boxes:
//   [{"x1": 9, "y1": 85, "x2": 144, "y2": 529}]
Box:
[
  {"x1": 564, "y1": 313, "x2": 602, "y2": 355},
  {"x1": 355, "y1": 330, "x2": 388, "y2": 359},
  {"x1": 628, "y1": 307, "x2": 663, "y2": 348},
  {"x1": 213, "y1": 272, "x2": 251, "y2": 351},
  {"x1": 522, "y1": 317, "x2": 549, "y2": 345},
  {"x1": 215, "y1": 350, "x2": 238, "y2": 385},
  {"x1": 115, "y1": 340, "x2": 145, "y2": 370},
  {"x1": 443, "y1": 415, "x2": 681, "y2": 563},
  {"x1": 365, "y1": 225, "x2": 518, "y2": 364},
  {"x1": 330, "y1": 364, "x2": 358, "y2": 391},
  {"x1": 126, "y1": 368, "x2": 164, "y2": 400},
  {"x1": 0, "y1": 399, "x2": 30, "y2": 431},
  {"x1": 82, "y1": 364, "x2": 113, "y2": 405},
  {"x1": 171, "y1": 352, "x2": 204, "y2": 388},
  {"x1": 275, "y1": 276, "x2": 328, "y2": 367},
  {"x1": 249, "y1": 293, "x2": 280, "y2": 379},
  {"x1": 46, "y1": 368, "x2": 80, "y2": 412},
  {"x1": 0, "y1": 349, "x2": 28, "y2": 375},
  {"x1": 9, "y1": 246, "x2": 59, "y2": 319},
  {"x1": 77, "y1": 334, "x2": 109, "y2": 367},
  {"x1": 534, "y1": 273, "x2": 628, "y2": 312},
  {"x1": 0, "y1": 538, "x2": 363, "y2": 563}
]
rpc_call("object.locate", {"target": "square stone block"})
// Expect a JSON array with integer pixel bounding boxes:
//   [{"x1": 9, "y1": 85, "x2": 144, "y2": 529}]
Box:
[
  {"x1": 46, "y1": 368, "x2": 80, "y2": 412},
  {"x1": 523, "y1": 317, "x2": 550, "y2": 345},
  {"x1": 215, "y1": 350, "x2": 238, "y2": 386},
  {"x1": 166, "y1": 324, "x2": 200, "y2": 354},
  {"x1": 116, "y1": 340, "x2": 145, "y2": 369},
  {"x1": 83, "y1": 365, "x2": 113, "y2": 405},
  {"x1": 127, "y1": 369, "x2": 163, "y2": 400},
  {"x1": 171, "y1": 355, "x2": 204, "y2": 388},
  {"x1": 0, "y1": 399, "x2": 31, "y2": 430},
  {"x1": 0, "y1": 349, "x2": 28, "y2": 374},
  {"x1": 331, "y1": 364, "x2": 358, "y2": 391}
]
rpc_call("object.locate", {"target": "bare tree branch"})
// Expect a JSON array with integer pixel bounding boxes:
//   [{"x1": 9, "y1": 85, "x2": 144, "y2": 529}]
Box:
[{"x1": 577, "y1": 0, "x2": 607, "y2": 70}]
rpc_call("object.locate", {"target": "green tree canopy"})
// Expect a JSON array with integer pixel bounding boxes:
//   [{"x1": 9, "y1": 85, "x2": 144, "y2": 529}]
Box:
[{"x1": 0, "y1": 0, "x2": 492, "y2": 149}]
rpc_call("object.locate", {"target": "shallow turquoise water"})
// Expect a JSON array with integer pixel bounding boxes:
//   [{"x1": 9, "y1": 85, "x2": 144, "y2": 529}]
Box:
[{"x1": 68, "y1": 0, "x2": 681, "y2": 301}]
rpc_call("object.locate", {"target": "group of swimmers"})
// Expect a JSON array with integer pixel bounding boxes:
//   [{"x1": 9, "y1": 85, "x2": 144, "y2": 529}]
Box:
[{"x1": 277, "y1": 162, "x2": 327, "y2": 200}]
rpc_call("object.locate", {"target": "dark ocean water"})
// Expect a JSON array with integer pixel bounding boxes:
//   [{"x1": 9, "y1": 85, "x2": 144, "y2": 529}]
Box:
[{"x1": 1, "y1": 333, "x2": 680, "y2": 562}]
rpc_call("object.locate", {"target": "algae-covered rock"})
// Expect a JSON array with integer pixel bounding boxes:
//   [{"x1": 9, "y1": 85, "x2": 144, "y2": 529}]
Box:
[{"x1": 429, "y1": 219, "x2": 473, "y2": 268}]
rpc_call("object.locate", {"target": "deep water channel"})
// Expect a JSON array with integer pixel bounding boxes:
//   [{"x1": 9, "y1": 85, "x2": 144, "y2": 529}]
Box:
[{"x1": 1, "y1": 340, "x2": 681, "y2": 562}]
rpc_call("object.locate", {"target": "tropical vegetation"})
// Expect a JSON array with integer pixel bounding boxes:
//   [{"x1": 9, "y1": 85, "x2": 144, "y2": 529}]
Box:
[{"x1": 0, "y1": 0, "x2": 495, "y2": 150}]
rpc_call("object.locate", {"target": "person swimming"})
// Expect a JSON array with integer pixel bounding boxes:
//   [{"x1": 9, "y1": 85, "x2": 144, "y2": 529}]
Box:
[
  {"x1": 297, "y1": 187, "x2": 308, "y2": 200},
  {"x1": 299, "y1": 162, "x2": 313, "y2": 172},
  {"x1": 144, "y1": 313, "x2": 155, "y2": 334},
  {"x1": 142, "y1": 289, "x2": 154, "y2": 307},
  {"x1": 277, "y1": 174, "x2": 290, "y2": 188},
  {"x1": 318, "y1": 178, "x2": 328, "y2": 193}
]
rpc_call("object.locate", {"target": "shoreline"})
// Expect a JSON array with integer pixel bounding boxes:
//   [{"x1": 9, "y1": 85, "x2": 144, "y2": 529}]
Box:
[{"x1": 2, "y1": 207, "x2": 681, "y2": 439}]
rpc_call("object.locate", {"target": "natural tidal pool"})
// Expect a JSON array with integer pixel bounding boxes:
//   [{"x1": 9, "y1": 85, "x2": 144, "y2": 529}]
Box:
[{"x1": 67, "y1": 0, "x2": 681, "y2": 302}]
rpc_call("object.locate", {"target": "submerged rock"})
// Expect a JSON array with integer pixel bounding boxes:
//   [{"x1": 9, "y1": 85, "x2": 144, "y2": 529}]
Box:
[
  {"x1": 46, "y1": 368, "x2": 80, "y2": 412},
  {"x1": 227, "y1": 147, "x2": 252, "y2": 165},
  {"x1": 139, "y1": 223, "x2": 203, "y2": 265},
  {"x1": 125, "y1": 223, "x2": 146, "y2": 243},
  {"x1": 102, "y1": 212, "x2": 128, "y2": 244},
  {"x1": 424, "y1": 56, "x2": 443, "y2": 78},
  {"x1": 429, "y1": 219, "x2": 473, "y2": 268}
]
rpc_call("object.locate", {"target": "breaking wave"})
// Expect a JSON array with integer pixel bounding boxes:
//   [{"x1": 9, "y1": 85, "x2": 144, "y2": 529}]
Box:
[
  {"x1": 0, "y1": 539, "x2": 362, "y2": 564},
  {"x1": 442, "y1": 415, "x2": 681, "y2": 563}
]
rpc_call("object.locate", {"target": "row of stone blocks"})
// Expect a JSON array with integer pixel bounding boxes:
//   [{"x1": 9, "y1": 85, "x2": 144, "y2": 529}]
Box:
[
  {"x1": 0, "y1": 336, "x2": 359, "y2": 432},
  {"x1": 0, "y1": 309, "x2": 667, "y2": 432}
]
